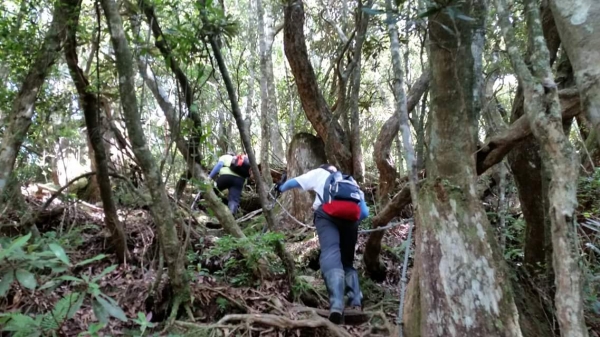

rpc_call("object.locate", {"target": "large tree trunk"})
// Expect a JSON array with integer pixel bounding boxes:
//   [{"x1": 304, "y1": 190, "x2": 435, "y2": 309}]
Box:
[
  {"x1": 507, "y1": 1, "x2": 561, "y2": 278},
  {"x1": 257, "y1": 0, "x2": 273, "y2": 185},
  {"x1": 64, "y1": 1, "x2": 127, "y2": 262},
  {"x1": 364, "y1": 87, "x2": 580, "y2": 280},
  {"x1": 347, "y1": 0, "x2": 372, "y2": 184},
  {"x1": 549, "y1": 0, "x2": 600, "y2": 148},
  {"x1": 283, "y1": 0, "x2": 353, "y2": 173},
  {"x1": 101, "y1": 0, "x2": 189, "y2": 299},
  {"x1": 0, "y1": 0, "x2": 75, "y2": 210},
  {"x1": 374, "y1": 72, "x2": 430, "y2": 203},
  {"x1": 496, "y1": 0, "x2": 588, "y2": 336},
  {"x1": 405, "y1": 1, "x2": 523, "y2": 335},
  {"x1": 276, "y1": 133, "x2": 327, "y2": 228}
]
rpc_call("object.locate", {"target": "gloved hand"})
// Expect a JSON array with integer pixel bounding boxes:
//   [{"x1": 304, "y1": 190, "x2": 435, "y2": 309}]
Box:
[{"x1": 273, "y1": 182, "x2": 282, "y2": 197}]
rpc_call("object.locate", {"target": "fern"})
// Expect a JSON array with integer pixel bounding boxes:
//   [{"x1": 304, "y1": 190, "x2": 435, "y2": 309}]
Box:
[
  {"x1": 41, "y1": 292, "x2": 84, "y2": 331},
  {"x1": 0, "y1": 313, "x2": 42, "y2": 337}
]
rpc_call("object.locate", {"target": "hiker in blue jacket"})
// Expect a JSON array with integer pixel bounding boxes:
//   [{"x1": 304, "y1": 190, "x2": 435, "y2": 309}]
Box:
[
  {"x1": 208, "y1": 152, "x2": 250, "y2": 214},
  {"x1": 276, "y1": 163, "x2": 369, "y2": 324}
]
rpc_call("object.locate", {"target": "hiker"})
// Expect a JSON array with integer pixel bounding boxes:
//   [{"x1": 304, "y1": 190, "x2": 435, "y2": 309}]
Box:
[
  {"x1": 276, "y1": 163, "x2": 369, "y2": 324},
  {"x1": 208, "y1": 152, "x2": 252, "y2": 214}
]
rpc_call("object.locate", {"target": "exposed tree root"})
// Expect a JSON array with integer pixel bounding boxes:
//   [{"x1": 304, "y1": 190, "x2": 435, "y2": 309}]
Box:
[{"x1": 174, "y1": 312, "x2": 352, "y2": 337}]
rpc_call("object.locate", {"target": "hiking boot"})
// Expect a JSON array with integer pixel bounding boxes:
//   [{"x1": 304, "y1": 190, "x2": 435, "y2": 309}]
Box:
[
  {"x1": 228, "y1": 201, "x2": 239, "y2": 215},
  {"x1": 323, "y1": 269, "x2": 345, "y2": 324},
  {"x1": 345, "y1": 268, "x2": 363, "y2": 309}
]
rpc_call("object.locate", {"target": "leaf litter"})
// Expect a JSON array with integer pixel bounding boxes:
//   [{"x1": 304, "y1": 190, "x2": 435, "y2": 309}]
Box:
[{"x1": 1, "y1": 193, "x2": 411, "y2": 336}]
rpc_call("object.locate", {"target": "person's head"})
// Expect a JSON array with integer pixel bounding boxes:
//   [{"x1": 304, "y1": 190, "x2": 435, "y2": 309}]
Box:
[
  {"x1": 318, "y1": 163, "x2": 337, "y2": 173},
  {"x1": 226, "y1": 151, "x2": 235, "y2": 156}
]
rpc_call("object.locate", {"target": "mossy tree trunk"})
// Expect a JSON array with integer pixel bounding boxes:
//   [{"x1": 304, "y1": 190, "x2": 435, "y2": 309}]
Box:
[
  {"x1": 101, "y1": 0, "x2": 189, "y2": 298},
  {"x1": 405, "y1": 1, "x2": 523, "y2": 335},
  {"x1": 507, "y1": 1, "x2": 561, "y2": 280},
  {"x1": 496, "y1": 0, "x2": 588, "y2": 335}
]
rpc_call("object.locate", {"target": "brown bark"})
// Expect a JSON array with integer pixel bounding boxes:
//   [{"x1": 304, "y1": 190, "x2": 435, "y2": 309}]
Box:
[
  {"x1": 283, "y1": 0, "x2": 353, "y2": 173},
  {"x1": 476, "y1": 89, "x2": 580, "y2": 175},
  {"x1": 101, "y1": 0, "x2": 189, "y2": 298},
  {"x1": 64, "y1": 1, "x2": 127, "y2": 262},
  {"x1": 364, "y1": 182, "x2": 416, "y2": 280},
  {"x1": 374, "y1": 71, "x2": 430, "y2": 203},
  {"x1": 0, "y1": 0, "x2": 76, "y2": 210},
  {"x1": 276, "y1": 133, "x2": 327, "y2": 228}
]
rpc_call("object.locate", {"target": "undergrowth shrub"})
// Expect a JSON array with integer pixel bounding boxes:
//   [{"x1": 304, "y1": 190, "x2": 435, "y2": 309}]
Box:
[
  {"x1": 0, "y1": 233, "x2": 135, "y2": 336},
  {"x1": 199, "y1": 231, "x2": 285, "y2": 286}
]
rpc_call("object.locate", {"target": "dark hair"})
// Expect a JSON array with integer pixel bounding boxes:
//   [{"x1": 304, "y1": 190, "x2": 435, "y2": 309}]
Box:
[
  {"x1": 318, "y1": 163, "x2": 336, "y2": 173},
  {"x1": 226, "y1": 151, "x2": 235, "y2": 156}
]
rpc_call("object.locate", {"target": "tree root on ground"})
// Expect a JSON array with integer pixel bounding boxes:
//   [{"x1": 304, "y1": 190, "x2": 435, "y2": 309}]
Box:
[{"x1": 174, "y1": 312, "x2": 352, "y2": 337}]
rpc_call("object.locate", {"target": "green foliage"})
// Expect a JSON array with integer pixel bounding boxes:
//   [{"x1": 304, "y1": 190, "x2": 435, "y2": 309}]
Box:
[
  {"x1": 0, "y1": 234, "x2": 128, "y2": 336},
  {"x1": 78, "y1": 323, "x2": 106, "y2": 337},
  {"x1": 130, "y1": 312, "x2": 158, "y2": 336},
  {"x1": 201, "y1": 232, "x2": 285, "y2": 286},
  {"x1": 578, "y1": 168, "x2": 600, "y2": 217}
]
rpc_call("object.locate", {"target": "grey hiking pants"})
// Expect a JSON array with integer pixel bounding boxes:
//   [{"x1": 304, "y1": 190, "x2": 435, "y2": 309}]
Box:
[
  {"x1": 313, "y1": 207, "x2": 359, "y2": 274},
  {"x1": 215, "y1": 174, "x2": 245, "y2": 214}
]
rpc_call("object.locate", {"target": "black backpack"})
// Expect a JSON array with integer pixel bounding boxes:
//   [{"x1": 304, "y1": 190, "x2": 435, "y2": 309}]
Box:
[{"x1": 230, "y1": 154, "x2": 251, "y2": 178}]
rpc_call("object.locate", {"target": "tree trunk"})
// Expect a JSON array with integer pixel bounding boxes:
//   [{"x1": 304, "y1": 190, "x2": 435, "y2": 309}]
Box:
[
  {"x1": 496, "y1": 0, "x2": 588, "y2": 335},
  {"x1": 283, "y1": 0, "x2": 352, "y2": 173},
  {"x1": 101, "y1": 0, "x2": 189, "y2": 299},
  {"x1": 476, "y1": 89, "x2": 580, "y2": 175},
  {"x1": 64, "y1": 1, "x2": 127, "y2": 262},
  {"x1": 262, "y1": 0, "x2": 284, "y2": 163},
  {"x1": 363, "y1": 182, "x2": 415, "y2": 280},
  {"x1": 347, "y1": 0, "x2": 372, "y2": 184},
  {"x1": 276, "y1": 133, "x2": 327, "y2": 228},
  {"x1": 0, "y1": 0, "x2": 75, "y2": 210},
  {"x1": 374, "y1": 72, "x2": 430, "y2": 203},
  {"x1": 207, "y1": 33, "x2": 297, "y2": 289},
  {"x1": 257, "y1": 0, "x2": 273, "y2": 185},
  {"x1": 365, "y1": 89, "x2": 580, "y2": 280},
  {"x1": 407, "y1": 1, "x2": 523, "y2": 335},
  {"x1": 549, "y1": 0, "x2": 600, "y2": 148},
  {"x1": 507, "y1": 1, "x2": 561, "y2": 278}
]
